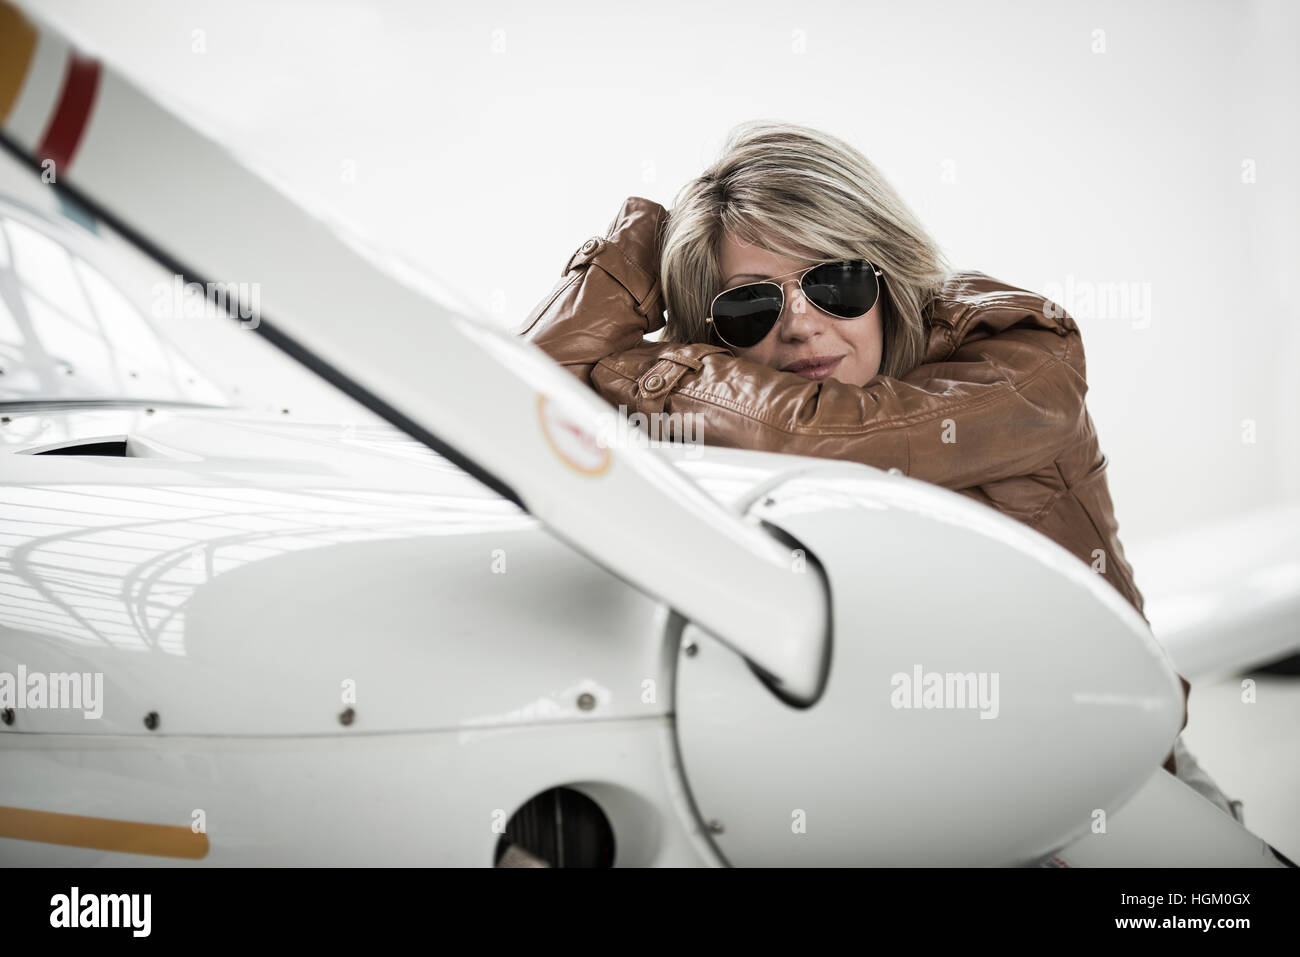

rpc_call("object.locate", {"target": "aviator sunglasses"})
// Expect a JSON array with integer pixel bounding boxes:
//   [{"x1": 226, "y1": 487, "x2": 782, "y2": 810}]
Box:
[{"x1": 706, "y1": 258, "x2": 884, "y2": 349}]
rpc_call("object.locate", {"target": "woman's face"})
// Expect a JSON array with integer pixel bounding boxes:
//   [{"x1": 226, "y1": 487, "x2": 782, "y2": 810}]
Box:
[{"x1": 716, "y1": 232, "x2": 884, "y2": 387}]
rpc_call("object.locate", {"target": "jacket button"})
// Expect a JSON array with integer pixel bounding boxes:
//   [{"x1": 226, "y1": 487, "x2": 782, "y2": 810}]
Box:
[
  {"x1": 643, "y1": 373, "x2": 665, "y2": 392},
  {"x1": 581, "y1": 238, "x2": 598, "y2": 253}
]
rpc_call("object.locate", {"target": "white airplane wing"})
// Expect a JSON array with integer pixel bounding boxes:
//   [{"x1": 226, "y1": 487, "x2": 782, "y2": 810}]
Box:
[{"x1": 1130, "y1": 504, "x2": 1300, "y2": 681}]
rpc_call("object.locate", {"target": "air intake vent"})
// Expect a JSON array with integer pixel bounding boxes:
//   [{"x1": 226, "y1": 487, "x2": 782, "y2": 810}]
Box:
[{"x1": 494, "y1": 787, "x2": 615, "y2": 867}]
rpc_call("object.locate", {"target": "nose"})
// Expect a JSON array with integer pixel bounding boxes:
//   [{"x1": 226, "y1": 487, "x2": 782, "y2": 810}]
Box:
[{"x1": 775, "y1": 278, "x2": 822, "y2": 341}]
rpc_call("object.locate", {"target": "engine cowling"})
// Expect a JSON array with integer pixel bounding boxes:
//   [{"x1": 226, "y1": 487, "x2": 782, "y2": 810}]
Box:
[{"x1": 674, "y1": 463, "x2": 1182, "y2": 866}]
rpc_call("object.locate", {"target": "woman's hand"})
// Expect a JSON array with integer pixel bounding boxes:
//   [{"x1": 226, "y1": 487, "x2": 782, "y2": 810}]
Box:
[
  {"x1": 590, "y1": 319, "x2": 1086, "y2": 492},
  {"x1": 519, "y1": 196, "x2": 670, "y2": 387}
]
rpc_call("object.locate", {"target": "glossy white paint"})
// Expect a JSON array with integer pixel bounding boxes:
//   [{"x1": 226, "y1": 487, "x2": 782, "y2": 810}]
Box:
[
  {"x1": 2, "y1": 408, "x2": 837, "y2": 737},
  {"x1": 0, "y1": 717, "x2": 723, "y2": 866},
  {"x1": 2, "y1": 421, "x2": 1288, "y2": 865},
  {"x1": 1, "y1": 9, "x2": 831, "y2": 703},
  {"x1": 674, "y1": 461, "x2": 1189, "y2": 866},
  {"x1": 0, "y1": 196, "x2": 229, "y2": 407},
  {"x1": 1050, "y1": 766, "x2": 1287, "y2": 868}
]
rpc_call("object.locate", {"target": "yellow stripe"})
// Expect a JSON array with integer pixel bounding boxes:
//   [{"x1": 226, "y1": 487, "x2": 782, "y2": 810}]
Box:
[
  {"x1": 0, "y1": 1, "x2": 39, "y2": 124},
  {"x1": 0, "y1": 805, "x2": 211, "y2": 859}
]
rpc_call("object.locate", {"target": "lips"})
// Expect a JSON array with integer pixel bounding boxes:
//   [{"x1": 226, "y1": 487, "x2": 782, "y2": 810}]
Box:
[{"x1": 781, "y1": 355, "x2": 844, "y2": 380}]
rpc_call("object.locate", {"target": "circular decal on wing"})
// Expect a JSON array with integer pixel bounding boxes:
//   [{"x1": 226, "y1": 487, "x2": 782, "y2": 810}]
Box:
[{"x1": 537, "y1": 394, "x2": 612, "y2": 476}]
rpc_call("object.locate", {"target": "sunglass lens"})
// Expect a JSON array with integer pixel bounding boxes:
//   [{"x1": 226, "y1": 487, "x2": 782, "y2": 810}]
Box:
[
  {"x1": 712, "y1": 283, "x2": 783, "y2": 348},
  {"x1": 802, "y1": 260, "x2": 879, "y2": 318}
]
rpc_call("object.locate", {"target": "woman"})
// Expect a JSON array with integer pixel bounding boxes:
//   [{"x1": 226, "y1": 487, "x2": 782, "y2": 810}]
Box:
[{"x1": 520, "y1": 119, "x2": 1232, "y2": 814}]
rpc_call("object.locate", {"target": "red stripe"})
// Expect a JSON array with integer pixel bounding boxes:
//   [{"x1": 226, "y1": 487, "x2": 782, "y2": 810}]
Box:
[{"x1": 37, "y1": 52, "x2": 101, "y2": 172}]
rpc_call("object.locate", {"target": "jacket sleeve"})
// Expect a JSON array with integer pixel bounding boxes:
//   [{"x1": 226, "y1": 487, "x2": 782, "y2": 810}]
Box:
[
  {"x1": 518, "y1": 196, "x2": 669, "y2": 386},
  {"x1": 589, "y1": 318, "x2": 1089, "y2": 493}
]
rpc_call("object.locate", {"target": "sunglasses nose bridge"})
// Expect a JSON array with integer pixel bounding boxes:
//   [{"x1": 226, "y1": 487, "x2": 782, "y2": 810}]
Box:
[{"x1": 777, "y1": 276, "x2": 816, "y2": 326}]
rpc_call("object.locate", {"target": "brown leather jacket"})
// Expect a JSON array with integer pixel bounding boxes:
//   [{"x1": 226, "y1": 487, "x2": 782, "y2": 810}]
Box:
[{"x1": 519, "y1": 196, "x2": 1188, "y2": 763}]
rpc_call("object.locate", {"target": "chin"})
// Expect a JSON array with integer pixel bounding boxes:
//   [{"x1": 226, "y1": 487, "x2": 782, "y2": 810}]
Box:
[{"x1": 833, "y1": 364, "x2": 877, "y2": 387}]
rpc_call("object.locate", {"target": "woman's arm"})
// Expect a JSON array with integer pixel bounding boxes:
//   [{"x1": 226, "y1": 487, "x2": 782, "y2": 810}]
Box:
[
  {"x1": 588, "y1": 320, "x2": 1086, "y2": 492},
  {"x1": 523, "y1": 200, "x2": 1082, "y2": 494},
  {"x1": 519, "y1": 196, "x2": 669, "y2": 386}
]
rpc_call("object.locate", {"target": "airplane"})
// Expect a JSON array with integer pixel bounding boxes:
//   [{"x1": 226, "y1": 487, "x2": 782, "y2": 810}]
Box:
[{"x1": 0, "y1": 0, "x2": 1295, "y2": 867}]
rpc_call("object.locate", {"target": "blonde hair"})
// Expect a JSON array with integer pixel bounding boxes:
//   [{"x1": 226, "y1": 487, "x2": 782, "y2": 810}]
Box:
[{"x1": 660, "y1": 120, "x2": 951, "y2": 378}]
